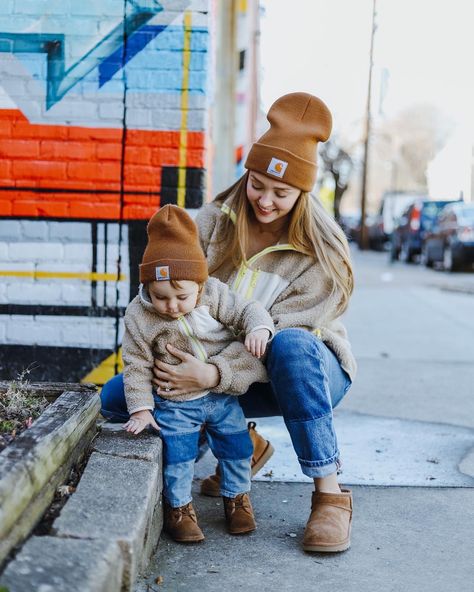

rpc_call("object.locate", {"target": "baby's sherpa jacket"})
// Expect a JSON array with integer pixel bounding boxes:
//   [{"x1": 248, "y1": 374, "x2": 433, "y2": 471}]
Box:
[{"x1": 122, "y1": 276, "x2": 274, "y2": 414}]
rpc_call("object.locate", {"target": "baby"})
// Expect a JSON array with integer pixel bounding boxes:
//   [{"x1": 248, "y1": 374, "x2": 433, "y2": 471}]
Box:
[{"x1": 122, "y1": 205, "x2": 273, "y2": 543}]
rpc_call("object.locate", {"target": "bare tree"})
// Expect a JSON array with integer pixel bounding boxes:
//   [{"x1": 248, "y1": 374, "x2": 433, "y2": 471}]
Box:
[
  {"x1": 373, "y1": 103, "x2": 452, "y2": 192},
  {"x1": 319, "y1": 141, "x2": 353, "y2": 222}
]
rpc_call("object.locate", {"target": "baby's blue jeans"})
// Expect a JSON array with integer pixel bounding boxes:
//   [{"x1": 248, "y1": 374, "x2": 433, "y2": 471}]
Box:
[{"x1": 153, "y1": 392, "x2": 252, "y2": 507}]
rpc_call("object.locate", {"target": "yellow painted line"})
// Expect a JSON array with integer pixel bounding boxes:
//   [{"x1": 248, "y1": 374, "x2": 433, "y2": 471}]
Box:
[
  {"x1": 81, "y1": 348, "x2": 123, "y2": 386},
  {"x1": 177, "y1": 10, "x2": 192, "y2": 209},
  {"x1": 0, "y1": 270, "x2": 126, "y2": 281}
]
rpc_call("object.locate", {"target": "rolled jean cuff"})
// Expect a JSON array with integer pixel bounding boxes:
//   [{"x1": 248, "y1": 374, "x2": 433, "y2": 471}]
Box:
[
  {"x1": 220, "y1": 487, "x2": 251, "y2": 498},
  {"x1": 164, "y1": 494, "x2": 193, "y2": 509},
  {"x1": 299, "y1": 454, "x2": 340, "y2": 479}
]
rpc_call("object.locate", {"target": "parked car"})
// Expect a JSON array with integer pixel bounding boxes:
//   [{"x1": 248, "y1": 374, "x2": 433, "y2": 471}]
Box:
[
  {"x1": 422, "y1": 202, "x2": 474, "y2": 271},
  {"x1": 390, "y1": 199, "x2": 458, "y2": 262},
  {"x1": 342, "y1": 213, "x2": 387, "y2": 250},
  {"x1": 380, "y1": 191, "x2": 424, "y2": 240}
]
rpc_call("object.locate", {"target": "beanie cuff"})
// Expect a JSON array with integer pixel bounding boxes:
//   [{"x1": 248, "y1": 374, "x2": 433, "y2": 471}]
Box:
[
  {"x1": 245, "y1": 143, "x2": 317, "y2": 192},
  {"x1": 139, "y1": 258, "x2": 208, "y2": 284}
]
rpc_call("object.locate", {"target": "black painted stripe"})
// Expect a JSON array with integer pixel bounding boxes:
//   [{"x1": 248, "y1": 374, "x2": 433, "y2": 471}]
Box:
[{"x1": 0, "y1": 304, "x2": 126, "y2": 317}]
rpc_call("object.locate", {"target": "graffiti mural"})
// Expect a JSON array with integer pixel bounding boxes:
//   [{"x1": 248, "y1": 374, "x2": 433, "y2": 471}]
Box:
[{"x1": 0, "y1": 0, "x2": 211, "y2": 384}]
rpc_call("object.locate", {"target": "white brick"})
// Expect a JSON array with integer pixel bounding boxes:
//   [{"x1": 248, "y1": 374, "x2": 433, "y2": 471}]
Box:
[
  {"x1": 0, "y1": 261, "x2": 35, "y2": 272},
  {"x1": 98, "y1": 101, "x2": 124, "y2": 120},
  {"x1": 9, "y1": 242, "x2": 65, "y2": 262},
  {"x1": 0, "y1": 243, "x2": 8, "y2": 259},
  {"x1": 61, "y1": 283, "x2": 92, "y2": 305},
  {"x1": 6, "y1": 318, "x2": 59, "y2": 345},
  {"x1": 35, "y1": 261, "x2": 91, "y2": 273},
  {"x1": 48, "y1": 221, "x2": 91, "y2": 242},
  {"x1": 0, "y1": 284, "x2": 7, "y2": 303},
  {"x1": 0, "y1": 220, "x2": 22, "y2": 240},
  {"x1": 125, "y1": 108, "x2": 153, "y2": 128},
  {"x1": 63, "y1": 243, "x2": 92, "y2": 262},
  {"x1": 7, "y1": 283, "x2": 59, "y2": 304},
  {"x1": 3, "y1": 315, "x2": 117, "y2": 348},
  {"x1": 20, "y1": 221, "x2": 48, "y2": 240}
]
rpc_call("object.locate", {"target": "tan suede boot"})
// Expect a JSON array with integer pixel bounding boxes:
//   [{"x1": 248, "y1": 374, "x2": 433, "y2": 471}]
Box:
[
  {"x1": 200, "y1": 422, "x2": 274, "y2": 497},
  {"x1": 223, "y1": 493, "x2": 256, "y2": 535},
  {"x1": 302, "y1": 489, "x2": 352, "y2": 552},
  {"x1": 164, "y1": 501, "x2": 205, "y2": 543}
]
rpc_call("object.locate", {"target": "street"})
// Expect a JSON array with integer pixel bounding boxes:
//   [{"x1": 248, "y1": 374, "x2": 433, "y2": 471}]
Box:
[{"x1": 137, "y1": 248, "x2": 474, "y2": 592}]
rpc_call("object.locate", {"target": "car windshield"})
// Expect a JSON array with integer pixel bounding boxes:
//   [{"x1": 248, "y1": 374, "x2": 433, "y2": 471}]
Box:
[{"x1": 421, "y1": 201, "x2": 451, "y2": 230}]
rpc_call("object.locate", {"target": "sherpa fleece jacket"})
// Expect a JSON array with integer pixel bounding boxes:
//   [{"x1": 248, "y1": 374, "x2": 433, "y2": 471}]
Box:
[
  {"x1": 122, "y1": 276, "x2": 274, "y2": 413},
  {"x1": 195, "y1": 195, "x2": 357, "y2": 392}
]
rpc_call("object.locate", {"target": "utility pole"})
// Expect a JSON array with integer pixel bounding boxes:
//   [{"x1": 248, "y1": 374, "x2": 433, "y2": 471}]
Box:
[{"x1": 359, "y1": 0, "x2": 377, "y2": 250}]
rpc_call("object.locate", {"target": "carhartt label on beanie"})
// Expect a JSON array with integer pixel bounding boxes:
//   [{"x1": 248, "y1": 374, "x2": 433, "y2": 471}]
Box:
[
  {"x1": 139, "y1": 205, "x2": 208, "y2": 284},
  {"x1": 245, "y1": 92, "x2": 332, "y2": 191}
]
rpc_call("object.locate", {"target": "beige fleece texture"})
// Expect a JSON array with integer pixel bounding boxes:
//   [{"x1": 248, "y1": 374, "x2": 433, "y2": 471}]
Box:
[{"x1": 122, "y1": 276, "x2": 274, "y2": 413}]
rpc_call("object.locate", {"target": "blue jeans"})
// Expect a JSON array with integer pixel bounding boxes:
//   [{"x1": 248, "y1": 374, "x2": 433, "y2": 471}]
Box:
[
  {"x1": 101, "y1": 328, "x2": 352, "y2": 478},
  {"x1": 154, "y1": 393, "x2": 252, "y2": 507}
]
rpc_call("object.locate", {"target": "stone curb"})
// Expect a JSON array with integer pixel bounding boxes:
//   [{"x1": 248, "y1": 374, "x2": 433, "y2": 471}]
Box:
[
  {"x1": 0, "y1": 424, "x2": 163, "y2": 592},
  {"x1": 0, "y1": 388, "x2": 100, "y2": 567},
  {"x1": 0, "y1": 536, "x2": 124, "y2": 592}
]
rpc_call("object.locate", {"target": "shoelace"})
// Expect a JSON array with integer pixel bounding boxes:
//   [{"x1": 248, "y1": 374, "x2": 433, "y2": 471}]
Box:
[
  {"x1": 227, "y1": 494, "x2": 251, "y2": 514},
  {"x1": 172, "y1": 503, "x2": 196, "y2": 523}
]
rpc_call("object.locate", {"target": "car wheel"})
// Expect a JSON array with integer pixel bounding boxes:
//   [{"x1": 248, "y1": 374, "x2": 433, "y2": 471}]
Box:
[
  {"x1": 389, "y1": 241, "x2": 399, "y2": 262},
  {"x1": 443, "y1": 245, "x2": 461, "y2": 272},
  {"x1": 400, "y1": 241, "x2": 413, "y2": 263}
]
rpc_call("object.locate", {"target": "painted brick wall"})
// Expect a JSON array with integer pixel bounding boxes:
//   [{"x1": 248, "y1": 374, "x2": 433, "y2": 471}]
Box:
[{"x1": 0, "y1": 0, "x2": 213, "y2": 383}]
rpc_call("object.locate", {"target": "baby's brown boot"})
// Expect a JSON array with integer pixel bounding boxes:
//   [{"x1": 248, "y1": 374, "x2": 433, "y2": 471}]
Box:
[
  {"x1": 200, "y1": 422, "x2": 274, "y2": 496},
  {"x1": 164, "y1": 501, "x2": 204, "y2": 543},
  {"x1": 223, "y1": 493, "x2": 256, "y2": 535},
  {"x1": 302, "y1": 488, "x2": 352, "y2": 552}
]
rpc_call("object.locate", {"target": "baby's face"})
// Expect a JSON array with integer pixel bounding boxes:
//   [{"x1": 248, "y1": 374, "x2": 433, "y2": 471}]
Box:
[{"x1": 147, "y1": 280, "x2": 200, "y2": 319}]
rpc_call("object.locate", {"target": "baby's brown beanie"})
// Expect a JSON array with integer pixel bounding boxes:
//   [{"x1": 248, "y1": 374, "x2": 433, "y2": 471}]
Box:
[
  {"x1": 245, "y1": 92, "x2": 332, "y2": 191},
  {"x1": 139, "y1": 205, "x2": 208, "y2": 284}
]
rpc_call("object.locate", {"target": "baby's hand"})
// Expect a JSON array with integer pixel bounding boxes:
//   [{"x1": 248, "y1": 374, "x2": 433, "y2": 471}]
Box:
[
  {"x1": 123, "y1": 409, "x2": 160, "y2": 435},
  {"x1": 245, "y1": 328, "x2": 271, "y2": 358}
]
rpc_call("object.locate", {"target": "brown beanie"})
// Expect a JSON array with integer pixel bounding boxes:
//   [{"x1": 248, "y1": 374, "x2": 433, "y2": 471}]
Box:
[
  {"x1": 245, "y1": 92, "x2": 332, "y2": 192},
  {"x1": 139, "y1": 205, "x2": 208, "y2": 284}
]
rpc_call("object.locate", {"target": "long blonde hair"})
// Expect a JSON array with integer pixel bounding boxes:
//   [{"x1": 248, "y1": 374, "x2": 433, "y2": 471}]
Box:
[{"x1": 211, "y1": 172, "x2": 354, "y2": 316}]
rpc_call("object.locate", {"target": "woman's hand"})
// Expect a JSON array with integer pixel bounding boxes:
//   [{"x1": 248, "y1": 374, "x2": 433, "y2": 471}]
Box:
[
  {"x1": 152, "y1": 344, "x2": 220, "y2": 397},
  {"x1": 123, "y1": 409, "x2": 160, "y2": 435}
]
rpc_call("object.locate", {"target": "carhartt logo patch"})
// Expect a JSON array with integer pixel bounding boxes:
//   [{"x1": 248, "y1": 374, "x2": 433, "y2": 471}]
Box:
[
  {"x1": 155, "y1": 266, "x2": 170, "y2": 281},
  {"x1": 267, "y1": 157, "x2": 288, "y2": 178}
]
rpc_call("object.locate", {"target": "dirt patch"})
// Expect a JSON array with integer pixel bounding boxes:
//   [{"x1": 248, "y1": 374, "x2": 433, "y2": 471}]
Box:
[{"x1": 0, "y1": 371, "x2": 49, "y2": 453}]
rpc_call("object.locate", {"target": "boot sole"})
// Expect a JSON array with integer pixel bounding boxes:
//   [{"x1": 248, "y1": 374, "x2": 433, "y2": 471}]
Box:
[
  {"x1": 228, "y1": 525, "x2": 257, "y2": 535},
  {"x1": 200, "y1": 441, "x2": 275, "y2": 497},
  {"x1": 166, "y1": 532, "x2": 205, "y2": 543},
  {"x1": 303, "y1": 534, "x2": 351, "y2": 553}
]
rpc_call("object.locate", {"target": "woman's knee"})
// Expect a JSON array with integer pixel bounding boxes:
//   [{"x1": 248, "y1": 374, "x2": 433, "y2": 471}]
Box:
[{"x1": 268, "y1": 328, "x2": 325, "y2": 373}]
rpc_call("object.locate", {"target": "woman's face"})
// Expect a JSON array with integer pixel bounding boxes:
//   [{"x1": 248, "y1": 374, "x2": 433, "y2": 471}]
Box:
[{"x1": 246, "y1": 171, "x2": 301, "y2": 225}]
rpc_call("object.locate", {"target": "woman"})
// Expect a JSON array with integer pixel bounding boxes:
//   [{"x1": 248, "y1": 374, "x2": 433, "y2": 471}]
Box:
[{"x1": 101, "y1": 92, "x2": 356, "y2": 553}]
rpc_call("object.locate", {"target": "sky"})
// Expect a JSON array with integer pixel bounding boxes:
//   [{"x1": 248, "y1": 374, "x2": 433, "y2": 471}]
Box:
[
  {"x1": 259, "y1": 0, "x2": 474, "y2": 200},
  {"x1": 260, "y1": 0, "x2": 474, "y2": 135}
]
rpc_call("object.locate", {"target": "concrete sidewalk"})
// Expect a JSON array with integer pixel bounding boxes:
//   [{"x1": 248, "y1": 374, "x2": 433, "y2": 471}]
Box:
[
  {"x1": 136, "y1": 250, "x2": 474, "y2": 592},
  {"x1": 137, "y1": 482, "x2": 473, "y2": 592}
]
